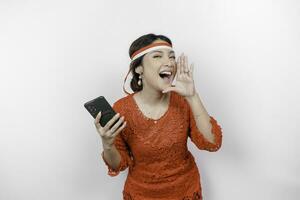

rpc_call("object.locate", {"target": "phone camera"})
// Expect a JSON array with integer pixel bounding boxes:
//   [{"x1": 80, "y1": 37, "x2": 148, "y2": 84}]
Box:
[{"x1": 88, "y1": 105, "x2": 97, "y2": 114}]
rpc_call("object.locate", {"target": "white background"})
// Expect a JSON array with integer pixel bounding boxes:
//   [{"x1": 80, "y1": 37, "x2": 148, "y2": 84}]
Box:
[{"x1": 1, "y1": 0, "x2": 299, "y2": 199}]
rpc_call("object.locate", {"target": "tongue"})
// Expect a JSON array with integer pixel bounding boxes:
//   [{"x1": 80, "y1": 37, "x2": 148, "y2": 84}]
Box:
[{"x1": 163, "y1": 76, "x2": 171, "y2": 84}]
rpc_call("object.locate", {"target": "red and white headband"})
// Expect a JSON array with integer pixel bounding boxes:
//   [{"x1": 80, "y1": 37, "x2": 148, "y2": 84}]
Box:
[{"x1": 130, "y1": 41, "x2": 173, "y2": 61}]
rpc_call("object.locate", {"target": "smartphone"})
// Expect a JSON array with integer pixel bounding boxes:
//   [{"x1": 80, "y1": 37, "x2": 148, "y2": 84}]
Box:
[{"x1": 84, "y1": 96, "x2": 122, "y2": 128}]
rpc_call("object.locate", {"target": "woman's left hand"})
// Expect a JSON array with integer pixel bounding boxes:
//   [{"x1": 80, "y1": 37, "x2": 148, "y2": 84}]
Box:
[{"x1": 162, "y1": 53, "x2": 196, "y2": 97}]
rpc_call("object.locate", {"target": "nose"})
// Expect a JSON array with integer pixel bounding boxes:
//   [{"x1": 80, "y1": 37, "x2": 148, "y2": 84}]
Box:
[{"x1": 162, "y1": 56, "x2": 175, "y2": 67}]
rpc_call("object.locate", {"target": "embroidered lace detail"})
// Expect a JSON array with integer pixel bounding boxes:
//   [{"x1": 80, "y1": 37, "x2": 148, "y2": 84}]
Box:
[
  {"x1": 183, "y1": 189, "x2": 202, "y2": 200},
  {"x1": 100, "y1": 91, "x2": 223, "y2": 199},
  {"x1": 123, "y1": 190, "x2": 202, "y2": 200},
  {"x1": 123, "y1": 191, "x2": 133, "y2": 200}
]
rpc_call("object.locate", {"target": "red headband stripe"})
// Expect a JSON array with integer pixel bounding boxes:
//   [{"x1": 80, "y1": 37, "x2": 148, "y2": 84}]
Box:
[{"x1": 130, "y1": 42, "x2": 172, "y2": 60}]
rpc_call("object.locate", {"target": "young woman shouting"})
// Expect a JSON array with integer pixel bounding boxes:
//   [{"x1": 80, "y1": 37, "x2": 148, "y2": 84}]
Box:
[{"x1": 94, "y1": 33, "x2": 223, "y2": 200}]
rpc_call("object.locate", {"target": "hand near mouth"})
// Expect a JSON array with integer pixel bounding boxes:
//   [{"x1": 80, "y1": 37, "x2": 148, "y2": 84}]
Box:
[{"x1": 162, "y1": 53, "x2": 196, "y2": 97}]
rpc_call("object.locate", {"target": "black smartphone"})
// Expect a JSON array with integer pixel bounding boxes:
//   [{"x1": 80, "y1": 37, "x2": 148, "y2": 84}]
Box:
[{"x1": 84, "y1": 96, "x2": 122, "y2": 128}]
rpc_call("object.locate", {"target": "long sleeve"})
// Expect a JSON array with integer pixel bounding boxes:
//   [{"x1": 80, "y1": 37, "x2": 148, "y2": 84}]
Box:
[
  {"x1": 187, "y1": 102, "x2": 223, "y2": 152},
  {"x1": 100, "y1": 101, "x2": 134, "y2": 177}
]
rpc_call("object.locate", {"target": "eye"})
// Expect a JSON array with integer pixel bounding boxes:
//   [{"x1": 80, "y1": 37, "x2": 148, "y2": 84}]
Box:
[
  {"x1": 153, "y1": 55, "x2": 162, "y2": 58},
  {"x1": 170, "y1": 56, "x2": 175, "y2": 59}
]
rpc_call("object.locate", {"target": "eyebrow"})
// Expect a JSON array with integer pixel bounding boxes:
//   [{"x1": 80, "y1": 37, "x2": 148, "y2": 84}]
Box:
[{"x1": 150, "y1": 50, "x2": 175, "y2": 55}]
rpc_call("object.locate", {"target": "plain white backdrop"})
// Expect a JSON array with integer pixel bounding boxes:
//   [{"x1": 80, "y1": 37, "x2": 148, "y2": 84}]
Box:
[{"x1": 1, "y1": 0, "x2": 299, "y2": 199}]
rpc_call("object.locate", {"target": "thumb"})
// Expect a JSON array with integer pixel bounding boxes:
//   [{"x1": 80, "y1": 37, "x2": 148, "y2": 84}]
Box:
[{"x1": 162, "y1": 86, "x2": 177, "y2": 93}]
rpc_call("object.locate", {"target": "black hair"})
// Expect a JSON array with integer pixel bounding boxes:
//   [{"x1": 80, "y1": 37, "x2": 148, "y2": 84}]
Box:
[{"x1": 128, "y1": 33, "x2": 172, "y2": 92}]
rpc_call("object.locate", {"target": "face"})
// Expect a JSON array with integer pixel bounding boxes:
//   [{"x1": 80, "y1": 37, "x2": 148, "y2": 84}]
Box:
[{"x1": 137, "y1": 40, "x2": 177, "y2": 92}]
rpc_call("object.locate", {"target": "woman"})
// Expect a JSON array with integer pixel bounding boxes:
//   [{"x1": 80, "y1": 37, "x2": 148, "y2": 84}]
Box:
[{"x1": 94, "y1": 33, "x2": 223, "y2": 200}]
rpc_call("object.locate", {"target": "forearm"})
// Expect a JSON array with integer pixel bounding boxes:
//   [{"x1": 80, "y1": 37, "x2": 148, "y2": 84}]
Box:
[
  {"x1": 103, "y1": 144, "x2": 121, "y2": 170},
  {"x1": 185, "y1": 92, "x2": 215, "y2": 143}
]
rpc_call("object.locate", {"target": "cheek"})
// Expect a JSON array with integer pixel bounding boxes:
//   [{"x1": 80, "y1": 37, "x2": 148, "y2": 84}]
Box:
[
  {"x1": 147, "y1": 71, "x2": 160, "y2": 80},
  {"x1": 144, "y1": 65, "x2": 159, "y2": 77},
  {"x1": 143, "y1": 70, "x2": 162, "y2": 84}
]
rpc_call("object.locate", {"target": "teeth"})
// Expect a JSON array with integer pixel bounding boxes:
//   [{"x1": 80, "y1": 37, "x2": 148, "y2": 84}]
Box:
[{"x1": 159, "y1": 71, "x2": 172, "y2": 75}]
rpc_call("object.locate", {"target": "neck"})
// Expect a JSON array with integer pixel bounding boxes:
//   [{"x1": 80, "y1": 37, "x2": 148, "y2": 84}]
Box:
[{"x1": 137, "y1": 85, "x2": 169, "y2": 106}]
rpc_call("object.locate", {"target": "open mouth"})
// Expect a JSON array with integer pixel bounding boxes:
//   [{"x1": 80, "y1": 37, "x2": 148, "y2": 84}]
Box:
[{"x1": 159, "y1": 71, "x2": 173, "y2": 84}]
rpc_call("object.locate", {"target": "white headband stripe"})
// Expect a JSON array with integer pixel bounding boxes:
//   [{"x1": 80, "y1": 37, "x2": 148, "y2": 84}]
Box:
[{"x1": 131, "y1": 45, "x2": 173, "y2": 61}]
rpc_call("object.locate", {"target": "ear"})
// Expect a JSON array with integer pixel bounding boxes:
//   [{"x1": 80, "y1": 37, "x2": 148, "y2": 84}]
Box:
[{"x1": 135, "y1": 65, "x2": 143, "y2": 74}]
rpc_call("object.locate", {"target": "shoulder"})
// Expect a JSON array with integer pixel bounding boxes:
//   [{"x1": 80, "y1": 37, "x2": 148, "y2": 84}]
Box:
[{"x1": 112, "y1": 94, "x2": 132, "y2": 114}]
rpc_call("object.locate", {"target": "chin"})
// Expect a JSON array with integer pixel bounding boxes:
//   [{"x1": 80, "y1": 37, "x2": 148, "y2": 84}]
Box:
[{"x1": 153, "y1": 76, "x2": 174, "y2": 91}]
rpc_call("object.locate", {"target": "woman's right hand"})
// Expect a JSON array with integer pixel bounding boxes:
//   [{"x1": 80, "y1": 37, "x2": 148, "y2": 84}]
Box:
[{"x1": 94, "y1": 111, "x2": 127, "y2": 149}]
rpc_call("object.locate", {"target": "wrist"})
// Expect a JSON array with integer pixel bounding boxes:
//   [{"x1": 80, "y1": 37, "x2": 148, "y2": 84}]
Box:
[
  {"x1": 102, "y1": 143, "x2": 114, "y2": 151},
  {"x1": 184, "y1": 92, "x2": 198, "y2": 102}
]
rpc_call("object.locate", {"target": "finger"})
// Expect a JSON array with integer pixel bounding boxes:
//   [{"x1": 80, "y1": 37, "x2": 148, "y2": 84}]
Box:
[
  {"x1": 103, "y1": 113, "x2": 120, "y2": 131},
  {"x1": 94, "y1": 111, "x2": 102, "y2": 129},
  {"x1": 181, "y1": 54, "x2": 185, "y2": 74},
  {"x1": 182, "y1": 55, "x2": 185, "y2": 72},
  {"x1": 162, "y1": 86, "x2": 177, "y2": 93},
  {"x1": 185, "y1": 56, "x2": 189, "y2": 73},
  {"x1": 111, "y1": 121, "x2": 127, "y2": 138},
  {"x1": 184, "y1": 55, "x2": 188, "y2": 73},
  {"x1": 189, "y1": 63, "x2": 194, "y2": 77},
  {"x1": 177, "y1": 55, "x2": 181, "y2": 75},
  {"x1": 173, "y1": 61, "x2": 177, "y2": 76},
  {"x1": 180, "y1": 54, "x2": 183, "y2": 75},
  {"x1": 171, "y1": 67, "x2": 179, "y2": 86},
  {"x1": 95, "y1": 111, "x2": 101, "y2": 123},
  {"x1": 176, "y1": 56, "x2": 180, "y2": 73},
  {"x1": 110, "y1": 116, "x2": 125, "y2": 133}
]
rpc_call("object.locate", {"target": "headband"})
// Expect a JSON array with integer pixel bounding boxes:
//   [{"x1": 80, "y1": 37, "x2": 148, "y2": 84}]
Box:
[
  {"x1": 130, "y1": 41, "x2": 173, "y2": 61},
  {"x1": 123, "y1": 41, "x2": 173, "y2": 95}
]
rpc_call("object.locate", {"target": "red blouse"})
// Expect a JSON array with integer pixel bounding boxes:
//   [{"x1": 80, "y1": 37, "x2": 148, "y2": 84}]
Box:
[{"x1": 101, "y1": 91, "x2": 223, "y2": 200}]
